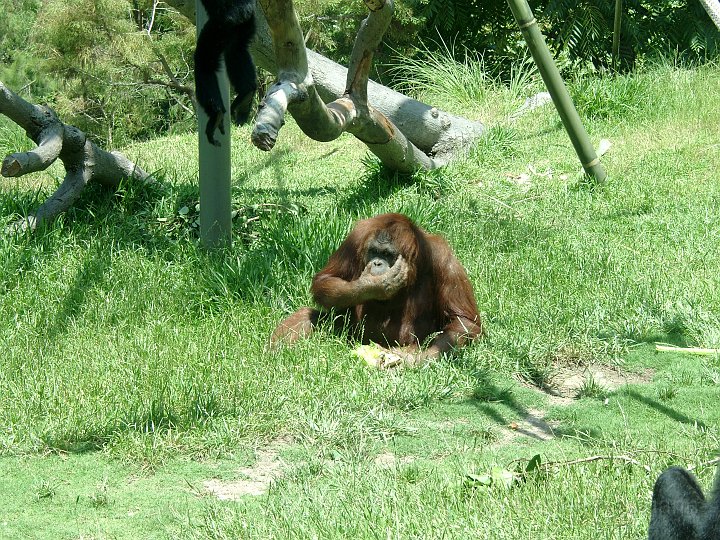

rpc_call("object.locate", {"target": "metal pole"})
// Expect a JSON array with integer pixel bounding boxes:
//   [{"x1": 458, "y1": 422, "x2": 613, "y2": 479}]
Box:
[
  {"x1": 612, "y1": 0, "x2": 623, "y2": 72},
  {"x1": 196, "y1": 0, "x2": 232, "y2": 248},
  {"x1": 507, "y1": 0, "x2": 607, "y2": 183}
]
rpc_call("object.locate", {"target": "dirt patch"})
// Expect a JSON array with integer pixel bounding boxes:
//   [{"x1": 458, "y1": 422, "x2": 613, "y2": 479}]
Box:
[
  {"x1": 545, "y1": 363, "x2": 654, "y2": 400},
  {"x1": 502, "y1": 359, "x2": 656, "y2": 441},
  {"x1": 536, "y1": 344, "x2": 656, "y2": 401},
  {"x1": 513, "y1": 408, "x2": 558, "y2": 441},
  {"x1": 492, "y1": 408, "x2": 559, "y2": 446},
  {"x1": 204, "y1": 437, "x2": 291, "y2": 500},
  {"x1": 374, "y1": 452, "x2": 415, "y2": 468}
]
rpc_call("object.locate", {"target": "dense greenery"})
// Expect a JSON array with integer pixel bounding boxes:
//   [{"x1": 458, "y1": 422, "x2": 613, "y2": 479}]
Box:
[
  {"x1": 2, "y1": 0, "x2": 196, "y2": 146},
  {"x1": 411, "y1": 0, "x2": 720, "y2": 71}
]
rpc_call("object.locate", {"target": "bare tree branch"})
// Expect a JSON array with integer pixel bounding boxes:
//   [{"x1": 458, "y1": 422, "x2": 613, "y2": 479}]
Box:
[
  {"x1": 0, "y1": 81, "x2": 150, "y2": 232},
  {"x1": 254, "y1": 0, "x2": 443, "y2": 171},
  {"x1": 144, "y1": 51, "x2": 197, "y2": 111},
  {"x1": 146, "y1": 0, "x2": 160, "y2": 35}
]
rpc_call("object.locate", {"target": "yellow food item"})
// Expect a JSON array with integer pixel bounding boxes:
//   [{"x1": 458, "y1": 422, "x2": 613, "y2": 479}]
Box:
[{"x1": 352, "y1": 345, "x2": 403, "y2": 368}]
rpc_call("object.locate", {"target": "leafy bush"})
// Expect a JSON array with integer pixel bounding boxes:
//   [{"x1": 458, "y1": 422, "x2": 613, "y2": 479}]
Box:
[
  {"x1": 408, "y1": 0, "x2": 720, "y2": 74},
  {"x1": 28, "y1": 0, "x2": 196, "y2": 147}
]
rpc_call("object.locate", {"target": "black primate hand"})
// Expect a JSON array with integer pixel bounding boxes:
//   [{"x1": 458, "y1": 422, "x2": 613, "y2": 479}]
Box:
[{"x1": 205, "y1": 112, "x2": 225, "y2": 147}]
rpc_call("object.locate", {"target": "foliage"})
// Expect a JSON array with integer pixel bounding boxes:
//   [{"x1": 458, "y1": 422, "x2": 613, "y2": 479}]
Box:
[
  {"x1": 408, "y1": 0, "x2": 720, "y2": 74},
  {"x1": 295, "y1": 0, "x2": 423, "y2": 67},
  {"x1": 28, "y1": 0, "x2": 196, "y2": 147},
  {"x1": 541, "y1": 0, "x2": 720, "y2": 69},
  {"x1": 0, "y1": 0, "x2": 52, "y2": 97},
  {"x1": 0, "y1": 0, "x2": 42, "y2": 63},
  {"x1": 409, "y1": 0, "x2": 520, "y2": 65}
]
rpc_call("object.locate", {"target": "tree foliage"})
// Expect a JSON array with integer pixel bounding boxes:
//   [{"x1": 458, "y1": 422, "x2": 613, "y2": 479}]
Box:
[
  {"x1": 295, "y1": 0, "x2": 422, "y2": 66},
  {"x1": 0, "y1": 0, "x2": 49, "y2": 95},
  {"x1": 27, "y1": 0, "x2": 196, "y2": 146},
  {"x1": 409, "y1": 0, "x2": 720, "y2": 72}
]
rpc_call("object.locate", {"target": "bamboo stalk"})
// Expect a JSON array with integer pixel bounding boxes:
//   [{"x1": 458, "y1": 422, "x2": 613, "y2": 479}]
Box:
[
  {"x1": 612, "y1": 0, "x2": 623, "y2": 71},
  {"x1": 506, "y1": 0, "x2": 607, "y2": 183},
  {"x1": 655, "y1": 344, "x2": 720, "y2": 355}
]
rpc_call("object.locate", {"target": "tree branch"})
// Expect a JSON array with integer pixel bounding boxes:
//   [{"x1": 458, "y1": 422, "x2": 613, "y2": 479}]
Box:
[
  {"x1": 140, "y1": 51, "x2": 197, "y2": 114},
  {"x1": 254, "y1": 0, "x2": 443, "y2": 171},
  {"x1": 0, "y1": 81, "x2": 150, "y2": 232}
]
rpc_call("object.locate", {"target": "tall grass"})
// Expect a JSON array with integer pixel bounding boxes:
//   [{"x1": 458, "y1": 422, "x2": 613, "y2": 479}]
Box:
[{"x1": 386, "y1": 39, "x2": 542, "y2": 122}]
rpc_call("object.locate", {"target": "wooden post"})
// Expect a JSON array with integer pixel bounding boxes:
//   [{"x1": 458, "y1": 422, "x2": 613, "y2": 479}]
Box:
[{"x1": 196, "y1": 0, "x2": 232, "y2": 248}]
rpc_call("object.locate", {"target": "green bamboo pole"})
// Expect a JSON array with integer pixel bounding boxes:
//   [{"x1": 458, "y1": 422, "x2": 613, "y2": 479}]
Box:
[
  {"x1": 196, "y1": 0, "x2": 232, "y2": 248},
  {"x1": 612, "y1": 0, "x2": 623, "y2": 72},
  {"x1": 507, "y1": 0, "x2": 607, "y2": 182}
]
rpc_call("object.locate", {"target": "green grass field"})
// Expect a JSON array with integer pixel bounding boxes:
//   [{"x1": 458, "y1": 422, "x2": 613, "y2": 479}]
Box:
[{"x1": 1, "y1": 57, "x2": 719, "y2": 539}]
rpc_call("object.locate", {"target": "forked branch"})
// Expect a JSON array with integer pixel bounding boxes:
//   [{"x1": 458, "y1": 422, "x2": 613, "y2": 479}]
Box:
[
  {"x1": 0, "y1": 82, "x2": 150, "y2": 232},
  {"x1": 252, "y1": 0, "x2": 444, "y2": 172}
]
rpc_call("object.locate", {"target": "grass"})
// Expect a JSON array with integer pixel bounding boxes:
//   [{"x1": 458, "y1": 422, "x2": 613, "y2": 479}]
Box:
[{"x1": 1, "y1": 54, "x2": 720, "y2": 539}]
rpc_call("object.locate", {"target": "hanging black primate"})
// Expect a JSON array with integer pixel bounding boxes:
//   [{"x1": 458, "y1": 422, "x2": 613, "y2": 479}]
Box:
[
  {"x1": 648, "y1": 466, "x2": 720, "y2": 540},
  {"x1": 194, "y1": 0, "x2": 257, "y2": 146}
]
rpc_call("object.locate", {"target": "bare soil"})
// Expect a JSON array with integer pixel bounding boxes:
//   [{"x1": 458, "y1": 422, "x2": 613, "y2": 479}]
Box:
[{"x1": 203, "y1": 437, "x2": 292, "y2": 500}]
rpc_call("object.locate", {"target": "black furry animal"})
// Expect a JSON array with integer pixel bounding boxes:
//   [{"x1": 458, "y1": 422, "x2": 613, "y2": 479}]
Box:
[
  {"x1": 194, "y1": 0, "x2": 257, "y2": 146},
  {"x1": 649, "y1": 466, "x2": 720, "y2": 540}
]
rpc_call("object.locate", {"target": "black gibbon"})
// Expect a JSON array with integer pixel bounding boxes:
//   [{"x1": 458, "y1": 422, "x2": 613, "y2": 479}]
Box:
[
  {"x1": 194, "y1": 0, "x2": 257, "y2": 146},
  {"x1": 648, "y1": 466, "x2": 720, "y2": 540}
]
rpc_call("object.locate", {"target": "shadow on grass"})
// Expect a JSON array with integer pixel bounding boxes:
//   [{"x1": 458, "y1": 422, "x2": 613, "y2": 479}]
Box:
[
  {"x1": 459, "y1": 369, "x2": 563, "y2": 442},
  {"x1": 622, "y1": 388, "x2": 707, "y2": 429},
  {"x1": 234, "y1": 147, "x2": 332, "y2": 202},
  {"x1": 467, "y1": 198, "x2": 550, "y2": 254},
  {"x1": 43, "y1": 243, "x2": 111, "y2": 343},
  {"x1": 338, "y1": 165, "x2": 415, "y2": 213},
  {"x1": 448, "y1": 363, "x2": 608, "y2": 444},
  {"x1": 40, "y1": 399, "x2": 182, "y2": 455},
  {"x1": 0, "y1": 181, "x2": 177, "y2": 343}
]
